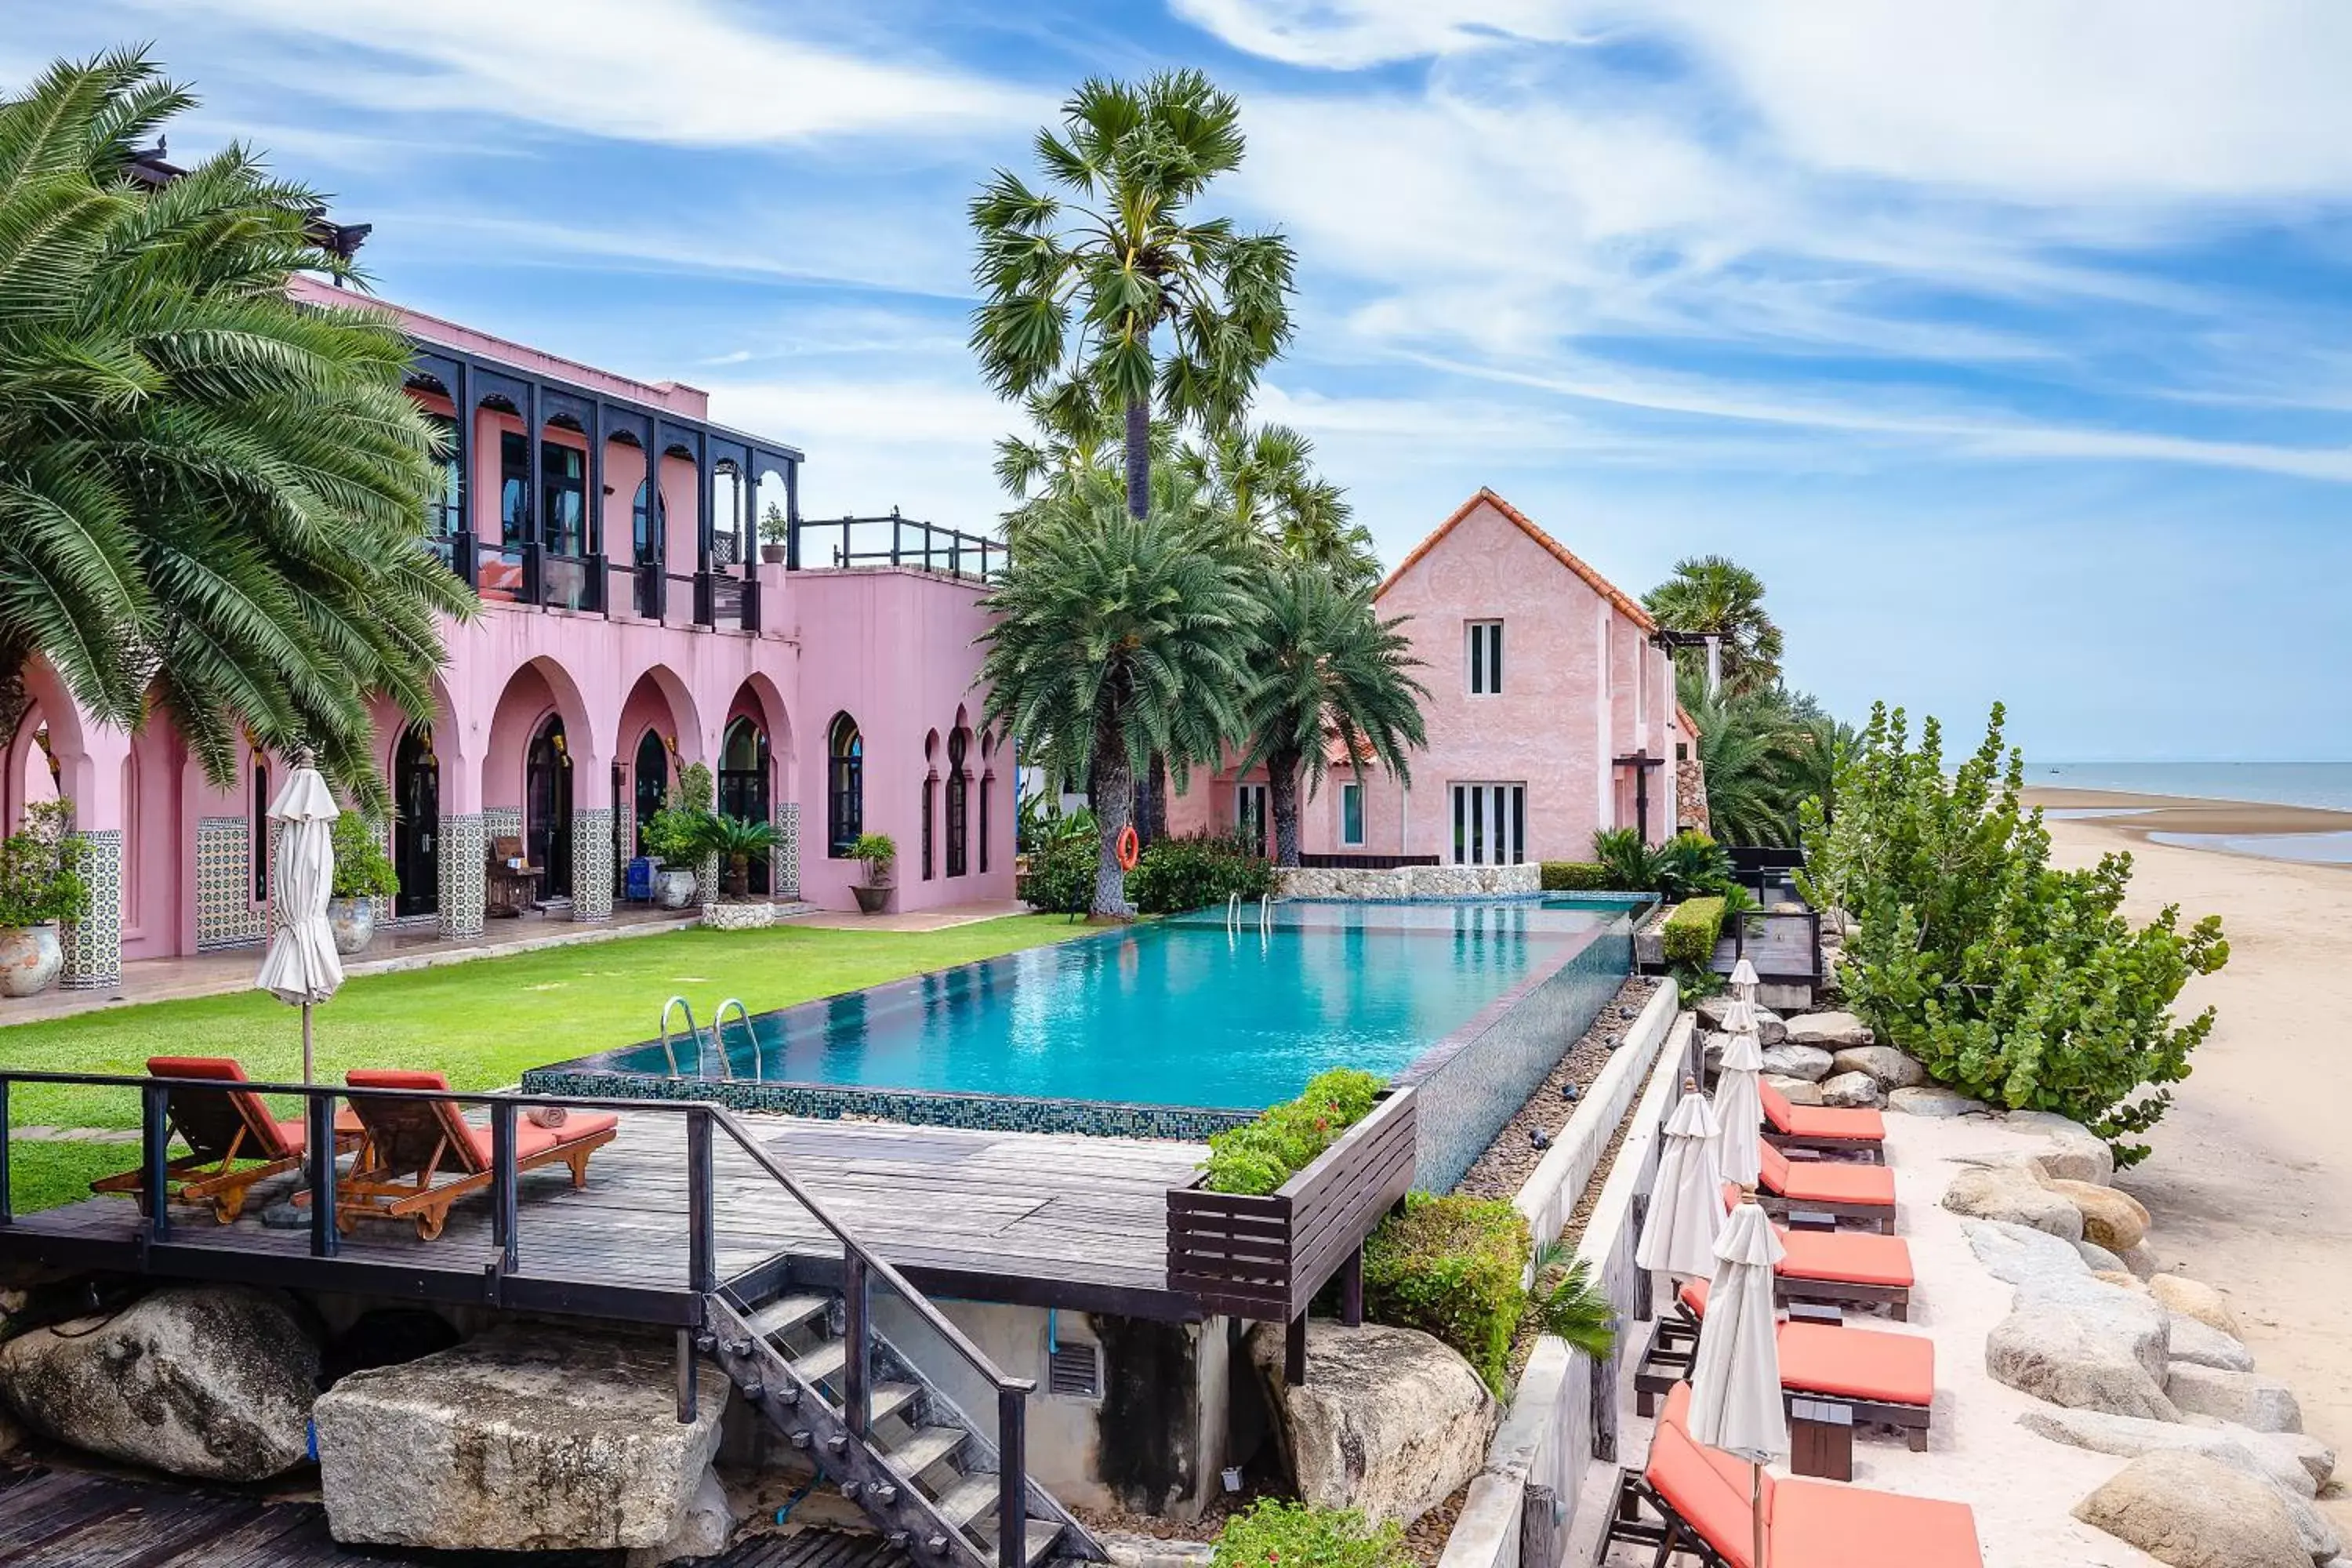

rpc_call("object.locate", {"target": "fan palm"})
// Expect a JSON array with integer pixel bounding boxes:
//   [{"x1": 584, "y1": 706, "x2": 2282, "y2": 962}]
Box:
[
  {"x1": 1644, "y1": 555, "x2": 1784, "y2": 696},
  {"x1": 967, "y1": 69, "x2": 1294, "y2": 522},
  {"x1": 1235, "y1": 561, "x2": 1426, "y2": 867},
  {"x1": 0, "y1": 49, "x2": 467, "y2": 811},
  {"x1": 1678, "y1": 681, "x2": 1839, "y2": 847},
  {"x1": 1174, "y1": 423, "x2": 1379, "y2": 592},
  {"x1": 976, "y1": 481, "x2": 1257, "y2": 917}
]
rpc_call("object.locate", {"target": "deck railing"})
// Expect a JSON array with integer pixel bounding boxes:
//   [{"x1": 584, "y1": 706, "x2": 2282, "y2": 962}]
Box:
[{"x1": 0, "y1": 1068, "x2": 1044, "y2": 1568}]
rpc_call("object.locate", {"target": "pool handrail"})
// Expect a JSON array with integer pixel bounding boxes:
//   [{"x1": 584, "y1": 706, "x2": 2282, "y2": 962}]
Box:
[
  {"x1": 659, "y1": 995, "x2": 702, "y2": 1079},
  {"x1": 712, "y1": 996, "x2": 757, "y2": 1082}
]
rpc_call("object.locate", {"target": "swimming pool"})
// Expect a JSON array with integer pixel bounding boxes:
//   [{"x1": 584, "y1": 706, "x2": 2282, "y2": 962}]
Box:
[{"x1": 527, "y1": 896, "x2": 1643, "y2": 1164}]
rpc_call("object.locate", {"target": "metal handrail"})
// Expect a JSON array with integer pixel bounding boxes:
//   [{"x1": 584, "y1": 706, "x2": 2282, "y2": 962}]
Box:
[
  {"x1": 659, "y1": 995, "x2": 702, "y2": 1078},
  {"x1": 711, "y1": 997, "x2": 756, "y2": 1081}
]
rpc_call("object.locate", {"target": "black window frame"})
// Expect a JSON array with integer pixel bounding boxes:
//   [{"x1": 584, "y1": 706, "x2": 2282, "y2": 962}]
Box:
[
  {"x1": 498, "y1": 430, "x2": 530, "y2": 548},
  {"x1": 827, "y1": 713, "x2": 864, "y2": 857},
  {"x1": 945, "y1": 731, "x2": 968, "y2": 878},
  {"x1": 542, "y1": 438, "x2": 586, "y2": 557}
]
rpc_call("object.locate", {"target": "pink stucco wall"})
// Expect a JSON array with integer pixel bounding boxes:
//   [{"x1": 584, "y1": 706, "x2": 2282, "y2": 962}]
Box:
[{"x1": 1173, "y1": 492, "x2": 1676, "y2": 864}]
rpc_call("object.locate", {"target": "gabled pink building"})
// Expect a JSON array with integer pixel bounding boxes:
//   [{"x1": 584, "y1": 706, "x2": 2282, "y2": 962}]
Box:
[
  {"x1": 6, "y1": 279, "x2": 1012, "y2": 990},
  {"x1": 1171, "y1": 488, "x2": 1684, "y2": 867}
]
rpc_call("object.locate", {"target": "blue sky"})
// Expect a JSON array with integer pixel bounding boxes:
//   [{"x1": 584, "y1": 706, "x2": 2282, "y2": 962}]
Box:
[{"x1": 13, "y1": 1, "x2": 2352, "y2": 760}]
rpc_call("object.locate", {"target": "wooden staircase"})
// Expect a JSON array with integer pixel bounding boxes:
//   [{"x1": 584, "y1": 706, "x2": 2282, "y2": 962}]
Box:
[{"x1": 705, "y1": 1283, "x2": 1101, "y2": 1568}]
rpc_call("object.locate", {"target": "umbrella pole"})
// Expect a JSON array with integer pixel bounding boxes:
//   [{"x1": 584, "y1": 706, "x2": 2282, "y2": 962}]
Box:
[
  {"x1": 1751, "y1": 1460, "x2": 1764, "y2": 1568},
  {"x1": 302, "y1": 1000, "x2": 314, "y2": 1084}
]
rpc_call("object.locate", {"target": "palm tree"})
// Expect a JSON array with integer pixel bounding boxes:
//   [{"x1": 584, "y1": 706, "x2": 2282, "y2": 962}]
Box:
[
  {"x1": 1236, "y1": 561, "x2": 1427, "y2": 866},
  {"x1": 0, "y1": 50, "x2": 469, "y2": 811},
  {"x1": 1644, "y1": 555, "x2": 1784, "y2": 696},
  {"x1": 976, "y1": 481, "x2": 1257, "y2": 917},
  {"x1": 1678, "y1": 680, "x2": 1842, "y2": 847},
  {"x1": 1175, "y1": 423, "x2": 1380, "y2": 591},
  {"x1": 968, "y1": 69, "x2": 1295, "y2": 522}
]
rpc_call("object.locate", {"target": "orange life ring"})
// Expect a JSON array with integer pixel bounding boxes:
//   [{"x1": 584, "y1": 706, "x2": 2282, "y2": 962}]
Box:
[{"x1": 1116, "y1": 824, "x2": 1142, "y2": 871}]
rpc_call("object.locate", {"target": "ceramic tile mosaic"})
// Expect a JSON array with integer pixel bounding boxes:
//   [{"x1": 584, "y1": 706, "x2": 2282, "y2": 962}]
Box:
[
  {"x1": 437, "y1": 812, "x2": 486, "y2": 939},
  {"x1": 194, "y1": 816, "x2": 266, "y2": 952},
  {"x1": 774, "y1": 801, "x2": 800, "y2": 898},
  {"x1": 572, "y1": 807, "x2": 615, "y2": 922},
  {"x1": 481, "y1": 807, "x2": 523, "y2": 848},
  {"x1": 60, "y1": 829, "x2": 122, "y2": 989},
  {"x1": 517, "y1": 1065, "x2": 1257, "y2": 1143}
]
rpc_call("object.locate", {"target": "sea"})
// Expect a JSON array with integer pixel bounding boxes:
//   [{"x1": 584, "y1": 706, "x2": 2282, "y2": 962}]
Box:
[{"x1": 2024, "y1": 761, "x2": 2352, "y2": 866}]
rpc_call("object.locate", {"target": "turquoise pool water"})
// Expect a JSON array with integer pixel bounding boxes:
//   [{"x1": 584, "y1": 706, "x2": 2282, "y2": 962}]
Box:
[{"x1": 550, "y1": 897, "x2": 1642, "y2": 1114}]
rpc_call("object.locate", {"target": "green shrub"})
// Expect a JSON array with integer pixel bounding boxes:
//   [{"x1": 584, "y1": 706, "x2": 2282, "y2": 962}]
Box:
[
  {"x1": 1127, "y1": 832, "x2": 1276, "y2": 914},
  {"x1": 1363, "y1": 1192, "x2": 1530, "y2": 1393},
  {"x1": 1539, "y1": 860, "x2": 1613, "y2": 891},
  {"x1": 1203, "y1": 1068, "x2": 1383, "y2": 1195},
  {"x1": 1527, "y1": 1254, "x2": 1618, "y2": 1359},
  {"x1": 1653, "y1": 830, "x2": 1733, "y2": 899},
  {"x1": 1212, "y1": 1500, "x2": 1409, "y2": 1568},
  {"x1": 1016, "y1": 811, "x2": 1098, "y2": 915},
  {"x1": 329, "y1": 811, "x2": 398, "y2": 900},
  {"x1": 1660, "y1": 896, "x2": 1726, "y2": 965},
  {"x1": 0, "y1": 800, "x2": 89, "y2": 928},
  {"x1": 1799, "y1": 702, "x2": 2229, "y2": 1167},
  {"x1": 1590, "y1": 826, "x2": 1662, "y2": 891}
]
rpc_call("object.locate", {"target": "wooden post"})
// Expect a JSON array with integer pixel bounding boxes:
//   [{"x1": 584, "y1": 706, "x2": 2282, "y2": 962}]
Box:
[
  {"x1": 1339, "y1": 1243, "x2": 1364, "y2": 1328},
  {"x1": 676, "y1": 1327, "x2": 698, "y2": 1425},
  {"x1": 141, "y1": 1080, "x2": 172, "y2": 1243},
  {"x1": 841, "y1": 1252, "x2": 871, "y2": 1438},
  {"x1": 491, "y1": 1099, "x2": 518, "y2": 1274},
  {"x1": 686, "y1": 1109, "x2": 715, "y2": 1294},
  {"x1": 1284, "y1": 1310, "x2": 1308, "y2": 1385},
  {"x1": 308, "y1": 1091, "x2": 339, "y2": 1259},
  {"x1": 996, "y1": 1382, "x2": 1029, "y2": 1568}
]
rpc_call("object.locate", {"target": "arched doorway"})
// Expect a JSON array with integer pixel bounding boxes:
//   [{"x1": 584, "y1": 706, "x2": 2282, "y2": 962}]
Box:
[
  {"x1": 718, "y1": 716, "x2": 771, "y2": 895},
  {"x1": 393, "y1": 723, "x2": 441, "y2": 919},
  {"x1": 827, "y1": 713, "x2": 862, "y2": 857},
  {"x1": 633, "y1": 728, "x2": 669, "y2": 855},
  {"x1": 945, "y1": 729, "x2": 969, "y2": 878},
  {"x1": 526, "y1": 714, "x2": 573, "y2": 900}
]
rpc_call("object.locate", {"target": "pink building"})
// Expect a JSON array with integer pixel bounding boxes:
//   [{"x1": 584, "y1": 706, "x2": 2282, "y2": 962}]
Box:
[
  {"x1": 1171, "y1": 488, "x2": 1684, "y2": 866},
  {"x1": 6, "y1": 278, "x2": 1012, "y2": 990}
]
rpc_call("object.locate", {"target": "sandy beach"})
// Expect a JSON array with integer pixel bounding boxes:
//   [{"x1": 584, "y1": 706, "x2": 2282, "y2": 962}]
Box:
[{"x1": 2027, "y1": 788, "x2": 2352, "y2": 1534}]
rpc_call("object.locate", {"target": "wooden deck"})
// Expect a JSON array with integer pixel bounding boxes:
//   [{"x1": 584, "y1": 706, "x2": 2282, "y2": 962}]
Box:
[
  {"x1": 0, "y1": 1115, "x2": 1208, "y2": 1322},
  {"x1": 0, "y1": 1461, "x2": 905, "y2": 1568},
  {"x1": 1711, "y1": 909, "x2": 1820, "y2": 985}
]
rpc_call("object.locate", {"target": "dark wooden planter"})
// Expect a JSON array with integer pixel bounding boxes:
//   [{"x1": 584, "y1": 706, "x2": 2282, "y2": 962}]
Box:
[
  {"x1": 1167, "y1": 1088, "x2": 1418, "y2": 1377},
  {"x1": 851, "y1": 884, "x2": 891, "y2": 915}
]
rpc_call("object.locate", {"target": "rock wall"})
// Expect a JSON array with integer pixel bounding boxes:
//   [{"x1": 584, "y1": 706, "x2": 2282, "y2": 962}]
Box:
[
  {"x1": 1675, "y1": 756, "x2": 1709, "y2": 835},
  {"x1": 1274, "y1": 864, "x2": 1543, "y2": 900}
]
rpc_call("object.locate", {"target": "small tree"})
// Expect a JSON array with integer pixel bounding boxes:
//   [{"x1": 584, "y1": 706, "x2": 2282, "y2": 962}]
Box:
[
  {"x1": 329, "y1": 811, "x2": 398, "y2": 900},
  {"x1": 851, "y1": 833, "x2": 896, "y2": 887},
  {"x1": 1800, "y1": 702, "x2": 2228, "y2": 1165},
  {"x1": 0, "y1": 801, "x2": 89, "y2": 928}
]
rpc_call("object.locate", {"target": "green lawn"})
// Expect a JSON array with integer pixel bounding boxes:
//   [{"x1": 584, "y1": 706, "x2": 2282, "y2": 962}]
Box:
[{"x1": 3, "y1": 914, "x2": 1082, "y2": 1212}]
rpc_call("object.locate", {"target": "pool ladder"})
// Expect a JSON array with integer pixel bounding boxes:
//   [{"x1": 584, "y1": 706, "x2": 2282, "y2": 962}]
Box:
[
  {"x1": 659, "y1": 994, "x2": 759, "y2": 1081},
  {"x1": 1225, "y1": 892, "x2": 1274, "y2": 937}
]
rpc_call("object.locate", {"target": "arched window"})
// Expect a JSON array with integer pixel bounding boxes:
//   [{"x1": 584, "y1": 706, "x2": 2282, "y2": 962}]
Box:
[
  {"x1": 633, "y1": 729, "x2": 669, "y2": 856},
  {"x1": 827, "y1": 713, "x2": 863, "y2": 857},
  {"x1": 920, "y1": 771, "x2": 936, "y2": 880},
  {"x1": 720, "y1": 715, "x2": 772, "y2": 895},
  {"x1": 250, "y1": 754, "x2": 270, "y2": 903},
  {"x1": 978, "y1": 735, "x2": 993, "y2": 877},
  {"x1": 945, "y1": 730, "x2": 969, "y2": 878}
]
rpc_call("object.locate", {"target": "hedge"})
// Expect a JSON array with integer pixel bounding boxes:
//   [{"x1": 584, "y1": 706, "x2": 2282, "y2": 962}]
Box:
[
  {"x1": 1127, "y1": 833, "x2": 1276, "y2": 914},
  {"x1": 1661, "y1": 895, "x2": 1727, "y2": 965},
  {"x1": 1363, "y1": 1192, "x2": 1530, "y2": 1393},
  {"x1": 1201, "y1": 1068, "x2": 1384, "y2": 1196},
  {"x1": 1539, "y1": 860, "x2": 1615, "y2": 891}
]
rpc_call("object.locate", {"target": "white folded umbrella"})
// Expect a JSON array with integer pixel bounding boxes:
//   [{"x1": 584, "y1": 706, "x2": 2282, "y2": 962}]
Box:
[
  {"x1": 1686, "y1": 1196, "x2": 1788, "y2": 1568},
  {"x1": 1711, "y1": 1029, "x2": 1765, "y2": 1187},
  {"x1": 252, "y1": 762, "x2": 344, "y2": 1083},
  {"x1": 1729, "y1": 956, "x2": 1759, "y2": 997},
  {"x1": 1637, "y1": 1085, "x2": 1726, "y2": 1281},
  {"x1": 1718, "y1": 994, "x2": 1758, "y2": 1035}
]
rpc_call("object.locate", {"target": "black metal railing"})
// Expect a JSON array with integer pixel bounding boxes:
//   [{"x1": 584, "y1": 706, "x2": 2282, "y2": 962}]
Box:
[
  {"x1": 0, "y1": 1067, "x2": 1041, "y2": 1566},
  {"x1": 793, "y1": 510, "x2": 1004, "y2": 583}
]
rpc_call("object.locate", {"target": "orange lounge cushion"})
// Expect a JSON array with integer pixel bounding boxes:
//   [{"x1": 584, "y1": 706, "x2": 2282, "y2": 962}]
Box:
[
  {"x1": 1773, "y1": 1227, "x2": 1915, "y2": 1289},
  {"x1": 1762, "y1": 1082, "x2": 1885, "y2": 1142},
  {"x1": 1771, "y1": 1479, "x2": 1980, "y2": 1568},
  {"x1": 149, "y1": 1055, "x2": 250, "y2": 1082},
  {"x1": 1773, "y1": 1322, "x2": 1935, "y2": 1407},
  {"x1": 1646, "y1": 1405, "x2": 1767, "y2": 1568},
  {"x1": 1762, "y1": 1143, "x2": 1894, "y2": 1207},
  {"x1": 1674, "y1": 1285, "x2": 1934, "y2": 1406},
  {"x1": 267, "y1": 1110, "x2": 367, "y2": 1150}
]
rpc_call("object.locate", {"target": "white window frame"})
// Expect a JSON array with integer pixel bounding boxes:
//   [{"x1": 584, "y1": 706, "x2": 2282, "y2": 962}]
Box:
[
  {"x1": 1466, "y1": 619, "x2": 1504, "y2": 696},
  {"x1": 1339, "y1": 782, "x2": 1367, "y2": 847},
  {"x1": 1450, "y1": 782, "x2": 1526, "y2": 866}
]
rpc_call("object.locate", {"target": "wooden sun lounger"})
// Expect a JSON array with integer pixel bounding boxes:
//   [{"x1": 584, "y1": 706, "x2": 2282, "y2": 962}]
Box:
[
  {"x1": 1760, "y1": 1081, "x2": 1886, "y2": 1163},
  {"x1": 1635, "y1": 1282, "x2": 1933, "y2": 1459},
  {"x1": 1604, "y1": 1383, "x2": 1980, "y2": 1568},
  {"x1": 1715, "y1": 1183, "x2": 1914, "y2": 1318},
  {"x1": 1755, "y1": 1140, "x2": 1897, "y2": 1234},
  {"x1": 89, "y1": 1057, "x2": 361, "y2": 1223},
  {"x1": 337, "y1": 1069, "x2": 618, "y2": 1240}
]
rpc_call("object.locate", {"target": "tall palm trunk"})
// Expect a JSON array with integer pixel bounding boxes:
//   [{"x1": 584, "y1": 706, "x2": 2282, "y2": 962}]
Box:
[
  {"x1": 1267, "y1": 745, "x2": 1305, "y2": 867},
  {"x1": 1091, "y1": 710, "x2": 1138, "y2": 919},
  {"x1": 1126, "y1": 391, "x2": 1173, "y2": 842}
]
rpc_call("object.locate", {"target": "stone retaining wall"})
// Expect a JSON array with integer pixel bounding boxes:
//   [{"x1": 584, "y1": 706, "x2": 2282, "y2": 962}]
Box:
[{"x1": 1273, "y1": 865, "x2": 1543, "y2": 900}]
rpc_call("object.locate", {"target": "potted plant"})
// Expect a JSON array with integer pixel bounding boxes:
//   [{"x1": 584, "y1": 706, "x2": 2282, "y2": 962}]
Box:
[
  {"x1": 688, "y1": 814, "x2": 783, "y2": 900},
  {"x1": 758, "y1": 501, "x2": 790, "y2": 565},
  {"x1": 0, "y1": 800, "x2": 90, "y2": 997},
  {"x1": 641, "y1": 762, "x2": 715, "y2": 909},
  {"x1": 850, "y1": 832, "x2": 896, "y2": 915},
  {"x1": 327, "y1": 811, "x2": 398, "y2": 954}
]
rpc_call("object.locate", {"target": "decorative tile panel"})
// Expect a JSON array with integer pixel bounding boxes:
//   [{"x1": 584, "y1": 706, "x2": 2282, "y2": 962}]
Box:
[
  {"x1": 437, "y1": 813, "x2": 486, "y2": 939},
  {"x1": 774, "y1": 801, "x2": 800, "y2": 898},
  {"x1": 60, "y1": 829, "x2": 123, "y2": 990},
  {"x1": 195, "y1": 816, "x2": 265, "y2": 952},
  {"x1": 572, "y1": 808, "x2": 615, "y2": 923},
  {"x1": 481, "y1": 807, "x2": 523, "y2": 848}
]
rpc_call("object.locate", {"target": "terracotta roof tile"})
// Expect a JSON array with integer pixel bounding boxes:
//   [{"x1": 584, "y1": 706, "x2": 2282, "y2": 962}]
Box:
[{"x1": 1374, "y1": 488, "x2": 1657, "y2": 631}]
